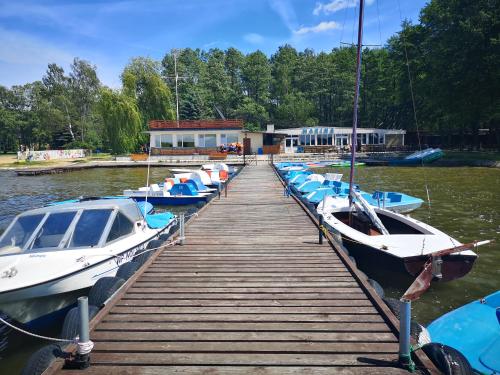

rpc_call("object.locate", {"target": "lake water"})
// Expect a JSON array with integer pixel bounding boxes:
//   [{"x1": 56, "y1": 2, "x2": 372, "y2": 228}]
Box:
[{"x1": 0, "y1": 165, "x2": 498, "y2": 373}]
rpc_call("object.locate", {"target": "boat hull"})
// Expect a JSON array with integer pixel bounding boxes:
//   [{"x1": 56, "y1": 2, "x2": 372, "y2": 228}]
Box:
[
  {"x1": 0, "y1": 226, "x2": 172, "y2": 325},
  {"x1": 336, "y1": 231, "x2": 476, "y2": 282},
  {"x1": 131, "y1": 195, "x2": 210, "y2": 206}
]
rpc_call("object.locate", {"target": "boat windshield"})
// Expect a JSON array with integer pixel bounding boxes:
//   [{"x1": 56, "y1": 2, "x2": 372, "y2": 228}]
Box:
[
  {"x1": 68, "y1": 209, "x2": 113, "y2": 248},
  {"x1": 0, "y1": 214, "x2": 45, "y2": 254},
  {"x1": 31, "y1": 211, "x2": 77, "y2": 250}
]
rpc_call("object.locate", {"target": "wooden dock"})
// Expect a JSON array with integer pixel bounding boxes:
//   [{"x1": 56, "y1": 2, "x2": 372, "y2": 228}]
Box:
[{"x1": 49, "y1": 164, "x2": 435, "y2": 374}]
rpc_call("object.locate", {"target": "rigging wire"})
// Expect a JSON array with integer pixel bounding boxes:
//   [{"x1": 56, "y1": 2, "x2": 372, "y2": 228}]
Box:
[
  {"x1": 396, "y1": 0, "x2": 432, "y2": 219},
  {"x1": 376, "y1": 0, "x2": 383, "y2": 47}
]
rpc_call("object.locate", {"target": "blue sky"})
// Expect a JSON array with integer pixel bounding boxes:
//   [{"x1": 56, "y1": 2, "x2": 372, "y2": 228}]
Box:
[{"x1": 0, "y1": 0, "x2": 428, "y2": 88}]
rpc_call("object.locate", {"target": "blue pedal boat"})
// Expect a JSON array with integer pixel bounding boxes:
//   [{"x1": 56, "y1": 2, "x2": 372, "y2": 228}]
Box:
[
  {"x1": 426, "y1": 290, "x2": 500, "y2": 374},
  {"x1": 360, "y1": 191, "x2": 424, "y2": 213}
]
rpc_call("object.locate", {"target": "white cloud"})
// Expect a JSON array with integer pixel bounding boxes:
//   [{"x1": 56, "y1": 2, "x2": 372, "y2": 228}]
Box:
[
  {"x1": 313, "y1": 0, "x2": 374, "y2": 15},
  {"x1": 295, "y1": 21, "x2": 341, "y2": 35},
  {"x1": 244, "y1": 33, "x2": 264, "y2": 44},
  {"x1": 269, "y1": 0, "x2": 297, "y2": 32}
]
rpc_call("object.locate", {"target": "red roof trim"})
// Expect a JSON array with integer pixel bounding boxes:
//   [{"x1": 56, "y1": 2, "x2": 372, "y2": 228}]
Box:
[{"x1": 149, "y1": 119, "x2": 243, "y2": 130}]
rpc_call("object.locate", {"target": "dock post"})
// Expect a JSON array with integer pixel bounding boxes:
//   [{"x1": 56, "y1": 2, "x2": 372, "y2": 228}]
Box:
[
  {"x1": 318, "y1": 215, "x2": 324, "y2": 244},
  {"x1": 224, "y1": 181, "x2": 228, "y2": 198},
  {"x1": 179, "y1": 213, "x2": 185, "y2": 245},
  {"x1": 398, "y1": 298, "x2": 415, "y2": 371},
  {"x1": 75, "y1": 296, "x2": 91, "y2": 369},
  {"x1": 218, "y1": 185, "x2": 221, "y2": 199}
]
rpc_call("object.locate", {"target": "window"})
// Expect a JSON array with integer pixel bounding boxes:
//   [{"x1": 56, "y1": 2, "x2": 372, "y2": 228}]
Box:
[
  {"x1": 106, "y1": 212, "x2": 134, "y2": 243},
  {"x1": 336, "y1": 135, "x2": 349, "y2": 146},
  {"x1": 379, "y1": 134, "x2": 385, "y2": 144},
  {"x1": 32, "y1": 212, "x2": 77, "y2": 249},
  {"x1": 199, "y1": 134, "x2": 217, "y2": 147},
  {"x1": 369, "y1": 133, "x2": 379, "y2": 145},
  {"x1": 70, "y1": 209, "x2": 112, "y2": 248},
  {"x1": 154, "y1": 135, "x2": 173, "y2": 148},
  {"x1": 221, "y1": 133, "x2": 238, "y2": 145},
  {"x1": 0, "y1": 214, "x2": 45, "y2": 251},
  {"x1": 178, "y1": 134, "x2": 195, "y2": 148}
]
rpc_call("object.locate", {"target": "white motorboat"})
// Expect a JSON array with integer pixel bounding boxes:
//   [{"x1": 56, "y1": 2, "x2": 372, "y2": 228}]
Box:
[{"x1": 0, "y1": 197, "x2": 176, "y2": 326}]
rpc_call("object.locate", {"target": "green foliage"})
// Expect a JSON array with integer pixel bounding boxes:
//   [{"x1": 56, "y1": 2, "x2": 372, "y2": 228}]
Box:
[
  {"x1": 98, "y1": 88, "x2": 142, "y2": 154},
  {"x1": 122, "y1": 57, "x2": 175, "y2": 128}
]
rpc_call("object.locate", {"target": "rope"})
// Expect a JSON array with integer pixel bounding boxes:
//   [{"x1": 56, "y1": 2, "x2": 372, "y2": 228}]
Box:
[
  {"x1": 0, "y1": 316, "x2": 72, "y2": 343},
  {"x1": 396, "y1": 0, "x2": 433, "y2": 220}
]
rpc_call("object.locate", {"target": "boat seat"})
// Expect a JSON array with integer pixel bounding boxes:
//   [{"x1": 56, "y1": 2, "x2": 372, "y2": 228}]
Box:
[
  {"x1": 389, "y1": 194, "x2": 402, "y2": 203},
  {"x1": 150, "y1": 184, "x2": 160, "y2": 191}
]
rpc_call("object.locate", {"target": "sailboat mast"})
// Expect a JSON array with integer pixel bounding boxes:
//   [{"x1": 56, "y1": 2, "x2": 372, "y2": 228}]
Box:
[{"x1": 348, "y1": 0, "x2": 365, "y2": 206}]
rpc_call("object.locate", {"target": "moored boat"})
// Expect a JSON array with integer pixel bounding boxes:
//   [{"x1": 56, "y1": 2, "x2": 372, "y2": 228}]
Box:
[
  {"x1": 0, "y1": 197, "x2": 176, "y2": 326},
  {"x1": 425, "y1": 290, "x2": 500, "y2": 374}
]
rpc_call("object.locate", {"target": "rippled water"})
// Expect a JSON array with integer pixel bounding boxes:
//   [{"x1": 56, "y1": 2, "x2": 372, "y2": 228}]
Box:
[{"x1": 0, "y1": 165, "x2": 498, "y2": 372}]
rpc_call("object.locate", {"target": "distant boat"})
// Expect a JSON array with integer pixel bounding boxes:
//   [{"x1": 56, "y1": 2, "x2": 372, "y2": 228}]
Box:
[
  {"x1": 124, "y1": 182, "x2": 212, "y2": 206},
  {"x1": 0, "y1": 197, "x2": 176, "y2": 326},
  {"x1": 330, "y1": 160, "x2": 366, "y2": 167},
  {"x1": 425, "y1": 290, "x2": 500, "y2": 374},
  {"x1": 389, "y1": 148, "x2": 444, "y2": 165}
]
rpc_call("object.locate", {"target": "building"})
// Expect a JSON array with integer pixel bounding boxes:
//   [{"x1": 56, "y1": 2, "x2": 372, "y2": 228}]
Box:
[
  {"x1": 275, "y1": 127, "x2": 406, "y2": 153},
  {"x1": 147, "y1": 120, "x2": 405, "y2": 156},
  {"x1": 147, "y1": 119, "x2": 283, "y2": 156}
]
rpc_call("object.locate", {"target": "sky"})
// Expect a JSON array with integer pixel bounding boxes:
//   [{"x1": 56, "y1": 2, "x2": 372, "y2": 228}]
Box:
[{"x1": 0, "y1": 0, "x2": 428, "y2": 88}]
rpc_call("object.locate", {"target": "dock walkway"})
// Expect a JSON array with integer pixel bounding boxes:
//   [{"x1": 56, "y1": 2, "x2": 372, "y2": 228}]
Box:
[{"x1": 52, "y1": 164, "x2": 430, "y2": 374}]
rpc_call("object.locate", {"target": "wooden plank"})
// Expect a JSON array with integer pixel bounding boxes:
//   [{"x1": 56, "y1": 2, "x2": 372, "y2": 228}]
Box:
[
  {"x1": 91, "y1": 331, "x2": 397, "y2": 342},
  {"x1": 103, "y1": 313, "x2": 384, "y2": 323},
  {"x1": 109, "y1": 306, "x2": 378, "y2": 314},
  {"x1": 61, "y1": 365, "x2": 408, "y2": 375},
  {"x1": 86, "y1": 352, "x2": 402, "y2": 366},
  {"x1": 122, "y1": 293, "x2": 369, "y2": 300},
  {"x1": 116, "y1": 299, "x2": 373, "y2": 307},
  {"x1": 96, "y1": 321, "x2": 392, "y2": 332},
  {"x1": 92, "y1": 341, "x2": 399, "y2": 353}
]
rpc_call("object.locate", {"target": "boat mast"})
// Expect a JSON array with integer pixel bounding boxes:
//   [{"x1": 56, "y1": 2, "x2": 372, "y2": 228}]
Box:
[{"x1": 348, "y1": 0, "x2": 365, "y2": 207}]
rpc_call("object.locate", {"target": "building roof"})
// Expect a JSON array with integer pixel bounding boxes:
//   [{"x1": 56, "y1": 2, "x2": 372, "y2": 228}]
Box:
[
  {"x1": 149, "y1": 119, "x2": 243, "y2": 131},
  {"x1": 275, "y1": 127, "x2": 405, "y2": 135}
]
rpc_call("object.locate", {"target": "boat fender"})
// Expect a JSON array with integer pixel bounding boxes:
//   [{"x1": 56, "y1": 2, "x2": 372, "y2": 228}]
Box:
[
  {"x1": 357, "y1": 270, "x2": 369, "y2": 282},
  {"x1": 0, "y1": 312, "x2": 11, "y2": 355},
  {"x1": 367, "y1": 278, "x2": 385, "y2": 298},
  {"x1": 134, "y1": 240, "x2": 163, "y2": 266},
  {"x1": 21, "y1": 344, "x2": 64, "y2": 375},
  {"x1": 116, "y1": 261, "x2": 140, "y2": 281},
  {"x1": 60, "y1": 305, "x2": 100, "y2": 340},
  {"x1": 348, "y1": 256, "x2": 357, "y2": 267},
  {"x1": 421, "y1": 343, "x2": 473, "y2": 375},
  {"x1": 88, "y1": 276, "x2": 126, "y2": 307}
]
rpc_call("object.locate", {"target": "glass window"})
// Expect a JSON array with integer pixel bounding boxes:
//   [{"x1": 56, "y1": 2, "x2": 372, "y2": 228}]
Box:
[
  {"x1": 179, "y1": 134, "x2": 195, "y2": 148},
  {"x1": 106, "y1": 212, "x2": 134, "y2": 243},
  {"x1": 327, "y1": 133, "x2": 333, "y2": 145},
  {"x1": 0, "y1": 214, "x2": 45, "y2": 251},
  {"x1": 69, "y1": 209, "x2": 112, "y2": 248},
  {"x1": 160, "y1": 135, "x2": 173, "y2": 148},
  {"x1": 32, "y1": 212, "x2": 77, "y2": 249},
  {"x1": 379, "y1": 134, "x2": 385, "y2": 144},
  {"x1": 154, "y1": 135, "x2": 161, "y2": 148},
  {"x1": 199, "y1": 134, "x2": 216, "y2": 147}
]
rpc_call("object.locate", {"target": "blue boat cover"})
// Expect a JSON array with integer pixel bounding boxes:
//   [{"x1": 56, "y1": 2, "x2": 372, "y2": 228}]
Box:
[
  {"x1": 427, "y1": 291, "x2": 500, "y2": 373},
  {"x1": 186, "y1": 179, "x2": 210, "y2": 191},
  {"x1": 170, "y1": 183, "x2": 199, "y2": 196},
  {"x1": 145, "y1": 212, "x2": 175, "y2": 229},
  {"x1": 137, "y1": 201, "x2": 154, "y2": 216}
]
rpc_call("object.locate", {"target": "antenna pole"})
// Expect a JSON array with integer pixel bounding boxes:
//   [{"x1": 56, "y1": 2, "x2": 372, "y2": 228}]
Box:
[
  {"x1": 173, "y1": 49, "x2": 180, "y2": 127},
  {"x1": 348, "y1": 0, "x2": 364, "y2": 207}
]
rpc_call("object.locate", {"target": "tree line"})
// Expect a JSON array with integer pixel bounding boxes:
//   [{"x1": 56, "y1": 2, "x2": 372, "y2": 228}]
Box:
[{"x1": 0, "y1": 0, "x2": 497, "y2": 154}]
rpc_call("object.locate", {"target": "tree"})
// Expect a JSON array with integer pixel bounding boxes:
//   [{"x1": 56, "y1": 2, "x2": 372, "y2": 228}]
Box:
[
  {"x1": 242, "y1": 51, "x2": 271, "y2": 107},
  {"x1": 98, "y1": 88, "x2": 142, "y2": 154},
  {"x1": 68, "y1": 58, "x2": 101, "y2": 143},
  {"x1": 122, "y1": 57, "x2": 175, "y2": 128},
  {"x1": 235, "y1": 97, "x2": 269, "y2": 130}
]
